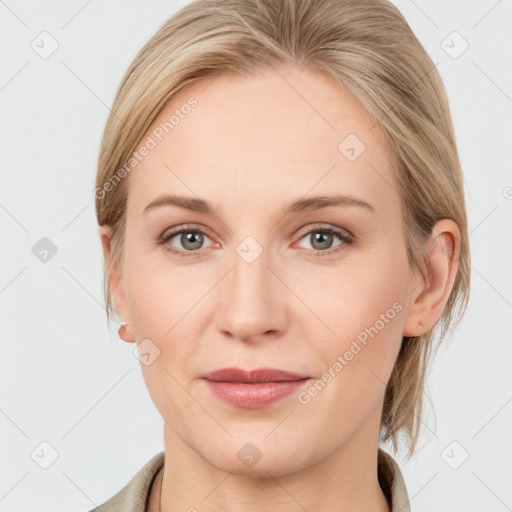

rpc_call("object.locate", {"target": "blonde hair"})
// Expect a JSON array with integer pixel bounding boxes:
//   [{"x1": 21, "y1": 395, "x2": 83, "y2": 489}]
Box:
[{"x1": 95, "y1": 0, "x2": 471, "y2": 457}]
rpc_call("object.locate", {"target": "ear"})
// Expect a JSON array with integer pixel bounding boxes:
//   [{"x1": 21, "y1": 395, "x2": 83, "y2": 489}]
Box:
[
  {"x1": 403, "y1": 219, "x2": 461, "y2": 337},
  {"x1": 98, "y1": 225, "x2": 130, "y2": 324}
]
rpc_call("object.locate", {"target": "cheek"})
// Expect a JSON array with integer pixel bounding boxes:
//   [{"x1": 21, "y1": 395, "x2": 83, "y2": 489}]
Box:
[
  {"x1": 303, "y1": 251, "x2": 408, "y2": 414},
  {"x1": 299, "y1": 240, "x2": 408, "y2": 341},
  {"x1": 124, "y1": 251, "x2": 218, "y2": 394},
  {"x1": 124, "y1": 257, "x2": 209, "y2": 424},
  {"x1": 125, "y1": 246, "x2": 207, "y2": 335}
]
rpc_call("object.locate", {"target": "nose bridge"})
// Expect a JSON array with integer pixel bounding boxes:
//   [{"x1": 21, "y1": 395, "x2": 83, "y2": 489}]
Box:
[{"x1": 215, "y1": 236, "x2": 285, "y2": 341}]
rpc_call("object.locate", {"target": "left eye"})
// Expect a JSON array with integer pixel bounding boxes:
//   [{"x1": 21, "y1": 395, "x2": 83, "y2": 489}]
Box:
[{"x1": 295, "y1": 227, "x2": 352, "y2": 253}]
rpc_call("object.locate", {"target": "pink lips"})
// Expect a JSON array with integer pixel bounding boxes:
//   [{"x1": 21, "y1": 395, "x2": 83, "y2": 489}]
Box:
[{"x1": 201, "y1": 367, "x2": 310, "y2": 408}]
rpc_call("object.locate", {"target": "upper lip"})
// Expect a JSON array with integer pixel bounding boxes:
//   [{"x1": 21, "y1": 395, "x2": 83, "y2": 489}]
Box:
[{"x1": 202, "y1": 367, "x2": 310, "y2": 383}]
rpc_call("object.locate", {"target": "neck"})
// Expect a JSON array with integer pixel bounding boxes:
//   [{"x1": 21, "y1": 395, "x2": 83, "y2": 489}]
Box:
[{"x1": 155, "y1": 419, "x2": 390, "y2": 512}]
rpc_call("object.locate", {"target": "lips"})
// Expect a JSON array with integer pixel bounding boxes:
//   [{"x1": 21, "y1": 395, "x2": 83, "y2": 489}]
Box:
[
  {"x1": 201, "y1": 367, "x2": 311, "y2": 408},
  {"x1": 202, "y1": 367, "x2": 310, "y2": 383}
]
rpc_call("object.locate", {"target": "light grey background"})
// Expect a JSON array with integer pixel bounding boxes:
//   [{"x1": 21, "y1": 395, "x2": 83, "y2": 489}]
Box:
[{"x1": 1, "y1": 1, "x2": 511, "y2": 511}]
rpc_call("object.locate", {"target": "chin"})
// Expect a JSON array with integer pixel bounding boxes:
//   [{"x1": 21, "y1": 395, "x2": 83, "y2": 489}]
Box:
[
  {"x1": 199, "y1": 436, "x2": 319, "y2": 479},
  {"x1": 211, "y1": 453, "x2": 304, "y2": 479}
]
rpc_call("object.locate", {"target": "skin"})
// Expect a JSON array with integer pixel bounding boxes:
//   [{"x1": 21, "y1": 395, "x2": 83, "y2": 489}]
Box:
[{"x1": 99, "y1": 65, "x2": 460, "y2": 512}]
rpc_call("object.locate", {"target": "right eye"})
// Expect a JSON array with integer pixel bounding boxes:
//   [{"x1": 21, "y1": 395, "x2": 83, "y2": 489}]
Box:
[{"x1": 158, "y1": 225, "x2": 218, "y2": 257}]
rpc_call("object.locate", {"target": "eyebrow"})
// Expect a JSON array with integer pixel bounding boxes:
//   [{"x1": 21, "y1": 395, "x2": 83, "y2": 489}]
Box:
[{"x1": 143, "y1": 194, "x2": 375, "y2": 215}]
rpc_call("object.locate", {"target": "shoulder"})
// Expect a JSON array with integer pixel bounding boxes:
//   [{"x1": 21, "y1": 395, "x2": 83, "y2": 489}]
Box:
[
  {"x1": 378, "y1": 448, "x2": 411, "y2": 512},
  {"x1": 87, "y1": 451, "x2": 164, "y2": 512}
]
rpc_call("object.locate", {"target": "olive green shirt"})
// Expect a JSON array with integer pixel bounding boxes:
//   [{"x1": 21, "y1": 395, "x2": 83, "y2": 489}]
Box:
[{"x1": 89, "y1": 448, "x2": 410, "y2": 511}]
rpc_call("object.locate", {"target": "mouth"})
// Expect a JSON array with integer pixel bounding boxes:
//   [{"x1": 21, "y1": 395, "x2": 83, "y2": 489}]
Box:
[{"x1": 201, "y1": 367, "x2": 311, "y2": 408}]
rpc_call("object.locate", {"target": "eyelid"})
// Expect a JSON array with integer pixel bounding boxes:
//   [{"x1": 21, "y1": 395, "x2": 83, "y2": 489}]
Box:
[
  {"x1": 294, "y1": 222, "x2": 354, "y2": 241},
  {"x1": 159, "y1": 222, "x2": 355, "y2": 257},
  {"x1": 160, "y1": 223, "x2": 214, "y2": 241}
]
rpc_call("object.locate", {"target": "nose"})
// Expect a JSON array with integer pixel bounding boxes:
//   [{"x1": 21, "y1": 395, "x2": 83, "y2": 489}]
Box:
[{"x1": 215, "y1": 242, "x2": 288, "y2": 343}]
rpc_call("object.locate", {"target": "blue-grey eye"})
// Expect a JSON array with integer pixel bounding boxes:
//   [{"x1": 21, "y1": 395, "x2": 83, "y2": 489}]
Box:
[
  {"x1": 174, "y1": 231, "x2": 204, "y2": 251},
  {"x1": 310, "y1": 231, "x2": 336, "y2": 250},
  {"x1": 297, "y1": 227, "x2": 348, "y2": 252}
]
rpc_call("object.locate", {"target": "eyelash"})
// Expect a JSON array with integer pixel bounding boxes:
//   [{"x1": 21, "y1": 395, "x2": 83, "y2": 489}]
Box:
[{"x1": 157, "y1": 224, "x2": 355, "y2": 259}]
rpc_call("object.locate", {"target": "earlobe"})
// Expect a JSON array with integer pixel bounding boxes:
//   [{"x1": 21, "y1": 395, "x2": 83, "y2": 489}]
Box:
[
  {"x1": 403, "y1": 219, "x2": 460, "y2": 337},
  {"x1": 118, "y1": 322, "x2": 136, "y2": 343}
]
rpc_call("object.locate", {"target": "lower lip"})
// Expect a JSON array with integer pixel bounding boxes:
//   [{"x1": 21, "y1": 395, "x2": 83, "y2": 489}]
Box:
[{"x1": 203, "y1": 379, "x2": 310, "y2": 408}]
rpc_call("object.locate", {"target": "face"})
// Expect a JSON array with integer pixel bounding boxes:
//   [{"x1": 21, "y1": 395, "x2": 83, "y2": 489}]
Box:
[{"x1": 103, "y1": 65, "x2": 427, "y2": 477}]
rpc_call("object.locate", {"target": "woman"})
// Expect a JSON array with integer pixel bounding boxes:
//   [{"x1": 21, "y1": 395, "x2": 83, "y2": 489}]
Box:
[{"x1": 92, "y1": 0, "x2": 470, "y2": 510}]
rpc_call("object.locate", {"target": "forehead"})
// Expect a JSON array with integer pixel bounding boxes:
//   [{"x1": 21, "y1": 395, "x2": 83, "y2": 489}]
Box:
[{"x1": 128, "y1": 66, "x2": 398, "y2": 216}]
